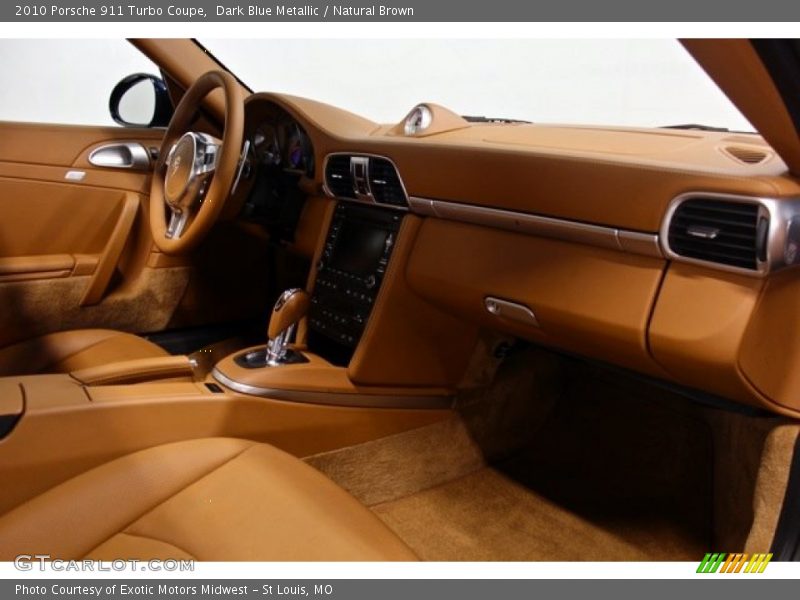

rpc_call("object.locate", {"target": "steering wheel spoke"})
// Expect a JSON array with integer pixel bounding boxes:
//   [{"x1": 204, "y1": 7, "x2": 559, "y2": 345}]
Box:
[
  {"x1": 149, "y1": 70, "x2": 244, "y2": 254},
  {"x1": 165, "y1": 207, "x2": 190, "y2": 240}
]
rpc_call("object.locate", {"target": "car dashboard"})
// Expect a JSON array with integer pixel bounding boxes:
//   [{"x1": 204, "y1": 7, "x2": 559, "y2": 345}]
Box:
[{"x1": 230, "y1": 91, "x2": 800, "y2": 418}]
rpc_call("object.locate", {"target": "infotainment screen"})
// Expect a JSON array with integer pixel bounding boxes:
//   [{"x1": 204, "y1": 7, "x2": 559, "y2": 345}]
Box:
[{"x1": 330, "y1": 221, "x2": 389, "y2": 276}]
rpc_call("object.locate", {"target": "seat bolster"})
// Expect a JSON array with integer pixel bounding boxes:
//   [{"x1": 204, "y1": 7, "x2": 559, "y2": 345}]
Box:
[
  {"x1": 0, "y1": 438, "x2": 417, "y2": 562},
  {"x1": 0, "y1": 329, "x2": 168, "y2": 376},
  {"x1": 0, "y1": 438, "x2": 253, "y2": 560},
  {"x1": 91, "y1": 441, "x2": 419, "y2": 561}
]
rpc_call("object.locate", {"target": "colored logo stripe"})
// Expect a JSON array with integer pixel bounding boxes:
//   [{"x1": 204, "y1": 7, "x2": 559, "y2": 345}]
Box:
[
  {"x1": 746, "y1": 553, "x2": 773, "y2": 573},
  {"x1": 697, "y1": 553, "x2": 772, "y2": 573},
  {"x1": 697, "y1": 553, "x2": 726, "y2": 573}
]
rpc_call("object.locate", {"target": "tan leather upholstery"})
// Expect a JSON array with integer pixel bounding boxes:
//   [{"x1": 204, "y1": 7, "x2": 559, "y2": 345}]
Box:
[
  {"x1": 70, "y1": 355, "x2": 195, "y2": 385},
  {"x1": 0, "y1": 437, "x2": 417, "y2": 561},
  {"x1": 0, "y1": 329, "x2": 168, "y2": 376}
]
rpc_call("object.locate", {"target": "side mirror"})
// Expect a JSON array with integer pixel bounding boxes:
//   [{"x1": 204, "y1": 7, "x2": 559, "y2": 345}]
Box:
[{"x1": 109, "y1": 73, "x2": 173, "y2": 128}]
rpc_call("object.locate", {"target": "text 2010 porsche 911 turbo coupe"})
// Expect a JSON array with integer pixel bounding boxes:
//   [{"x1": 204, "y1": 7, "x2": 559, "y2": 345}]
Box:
[{"x1": 0, "y1": 38, "x2": 800, "y2": 561}]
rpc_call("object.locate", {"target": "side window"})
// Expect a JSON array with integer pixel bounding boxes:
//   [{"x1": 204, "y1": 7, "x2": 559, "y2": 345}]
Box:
[{"x1": 0, "y1": 39, "x2": 163, "y2": 127}]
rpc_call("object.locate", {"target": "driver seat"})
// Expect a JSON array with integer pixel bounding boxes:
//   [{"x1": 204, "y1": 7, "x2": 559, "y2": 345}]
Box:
[{"x1": 0, "y1": 329, "x2": 169, "y2": 377}]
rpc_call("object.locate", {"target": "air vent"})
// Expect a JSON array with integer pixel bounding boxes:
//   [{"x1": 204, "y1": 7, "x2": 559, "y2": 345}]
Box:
[
  {"x1": 723, "y1": 145, "x2": 770, "y2": 165},
  {"x1": 369, "y1": 158, "x2": 407, "y2": 207},
  {"x1": 325, "y1": 155, "x2": 355, "y2": 199},
  {"x1": 324, "y1": 154, "x2": 409, "y2": 209},
  {"x1": 667, "y1": 198, "x2": 767, "y2": 271}
]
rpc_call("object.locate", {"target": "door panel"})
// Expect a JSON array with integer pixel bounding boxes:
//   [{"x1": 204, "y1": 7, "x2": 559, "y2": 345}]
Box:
[
  {"x1": 0, "y1": 121, "x2": 192, "y2": 348},
  {"x1": 0, "y1": 122, "x2": 162, "y2": 168},
  {"x1": 0, "y1": 179, "x2": 127, "y2": 256}
]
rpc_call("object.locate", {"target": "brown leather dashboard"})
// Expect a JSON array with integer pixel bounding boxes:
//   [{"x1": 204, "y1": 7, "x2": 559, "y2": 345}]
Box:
[{"x1": 238, "y1": 91, "x2": 800, "y2": 418}]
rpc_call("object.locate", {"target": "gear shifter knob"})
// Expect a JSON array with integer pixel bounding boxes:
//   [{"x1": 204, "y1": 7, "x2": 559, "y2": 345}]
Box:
[
  {"x1": 266, "y1": 288, "x2": 310, "y2": 365},
  {"x1": 268, "y1": 288, "x2": 310, "y2": 339}
]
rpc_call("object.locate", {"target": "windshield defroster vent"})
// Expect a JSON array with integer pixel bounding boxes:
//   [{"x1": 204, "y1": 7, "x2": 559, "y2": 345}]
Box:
[
  {"x1": 722, "y1": 146, "x2": 771, "y2": 165},
  {"x1": 666, "y1": 197, "x2": 767, "y2": 272}
]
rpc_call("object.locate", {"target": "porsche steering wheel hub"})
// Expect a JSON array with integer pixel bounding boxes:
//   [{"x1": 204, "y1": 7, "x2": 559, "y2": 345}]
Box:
[{"x1": 164, "y1": 131, "x2": 219, "y2": 211}]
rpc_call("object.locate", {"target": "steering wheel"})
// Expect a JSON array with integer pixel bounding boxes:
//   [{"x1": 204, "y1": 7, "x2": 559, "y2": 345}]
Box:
[{"x1": 150, "y1": 70, "x2": 245, "y2": 255}]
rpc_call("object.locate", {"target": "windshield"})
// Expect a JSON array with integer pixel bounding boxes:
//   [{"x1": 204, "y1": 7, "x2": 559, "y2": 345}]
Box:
[{"x1": 201, "y1": 39, "x2": 753, "y2": 132}]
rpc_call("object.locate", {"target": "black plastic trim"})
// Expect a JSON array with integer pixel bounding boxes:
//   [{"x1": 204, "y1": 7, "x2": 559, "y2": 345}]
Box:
[
  {"x1": 752, "y1": 39, "x2": 800, "y2": 136},
  {"x1": 145, "y1": 320, "x2": 261, "y2": 355},
  {"x1": 108, "y1": 72, "x2": 173, "y2": 128},
  {"x1": 525, "y1": 341, "x2": 775, "y2": 418},
  {"x1": 191, "y1": 39, "x2": 254, "y2": 93},
  {"x1": 0, "y1": 413, "x2": 21, "y2": 439},
  {"x1": 233, "y1": 348, "x2": 309, "y2": 369}
]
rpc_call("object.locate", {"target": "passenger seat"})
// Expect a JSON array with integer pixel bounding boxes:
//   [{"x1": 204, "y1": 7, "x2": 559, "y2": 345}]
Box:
[{"x1": 0, "y1": 438, "x2": 416, "y2": 561}]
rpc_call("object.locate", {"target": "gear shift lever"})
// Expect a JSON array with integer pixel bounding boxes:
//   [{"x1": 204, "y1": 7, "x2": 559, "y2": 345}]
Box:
[{"x1": 265, "y1": 288, "x2": 310, "y2": 366}]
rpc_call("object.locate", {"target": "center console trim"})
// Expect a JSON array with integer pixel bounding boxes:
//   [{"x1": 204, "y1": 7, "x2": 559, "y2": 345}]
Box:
[
  {"x1": 212, "y1": 368, "x2": 453, "y2": 410},
  {"x1": 307, "y1": 201, "x2": 403, "y2": 362}
]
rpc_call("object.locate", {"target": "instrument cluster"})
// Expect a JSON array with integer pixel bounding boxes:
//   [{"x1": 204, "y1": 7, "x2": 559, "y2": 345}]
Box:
[{"x1": 251, "y1": 114, "x2": 314, "y2": 177}]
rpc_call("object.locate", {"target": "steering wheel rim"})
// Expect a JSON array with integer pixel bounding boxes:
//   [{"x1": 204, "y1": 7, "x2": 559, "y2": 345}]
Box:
[{"x1": 150, "y1": 70, "x2": 244, "y2": 255}]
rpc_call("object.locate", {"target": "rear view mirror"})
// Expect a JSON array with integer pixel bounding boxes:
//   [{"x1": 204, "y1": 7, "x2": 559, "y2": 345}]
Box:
[{"x1": 109, "y1": 73, "x2": 173, "y2": 128}]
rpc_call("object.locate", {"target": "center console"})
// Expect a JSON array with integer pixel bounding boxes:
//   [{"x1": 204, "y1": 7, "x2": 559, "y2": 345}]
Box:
[
  {"x1": 307, "y1": 202, "x2": 403, "y2": 365},
  {"x1": 210, "y1": 198, "x2": 454, "y2": 408}
]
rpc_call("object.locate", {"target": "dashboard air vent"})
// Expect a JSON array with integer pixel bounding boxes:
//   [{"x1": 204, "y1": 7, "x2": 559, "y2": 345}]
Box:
[
  {"x1": 369, "y1": 158, "x2": 407, "y2": 207},
  {"x1": 325, "y1": 155, "x2": 355, "y2": 199},
  {"x1": 668, "y1": 198, "x2": 766, "y2": 271},
  {"x1": 723, "y1": 145, "x2": 770, "y2": 165}
]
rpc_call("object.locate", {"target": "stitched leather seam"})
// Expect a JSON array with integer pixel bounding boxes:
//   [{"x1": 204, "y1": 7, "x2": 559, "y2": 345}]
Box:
[
  {"x1": 82, "y1": 441, "x2": 255, "y2": 559},
  {"x1": 48, "y1": 332, "x2": 125, "y2": 371},
  {"x1": 110, "y1": 531, "x2": 198, "y2": 560}
]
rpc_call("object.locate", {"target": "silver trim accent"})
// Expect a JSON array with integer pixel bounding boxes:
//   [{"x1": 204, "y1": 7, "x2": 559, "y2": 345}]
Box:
[
  {"x1": 211, "y1": 368, "x2": 453, "y2": 409},
  {"x1": 230, "y1": 138, "x2": 251, "y2": 196},
  {"x1": 88, "y1": 142, "x2": 151, "y2": 170},
  {"x1": 265, "y1": 288, "x2": 303, "y2": 366},
  {"x1": 403, "y1": 104, "x2": 433, "y2": 136},
  {"x1": 433, "y1": 200, "x2": 620, "y2": 250},
  {"x1": 407, "y1": 196, "x2": 436, "y2": 216},
  {"x1": 265, "y1": 324, "x2": 296, "y2": 366},
  {"x1": 660, "y1": 191, "x2": 800, "y2": 277},
  {"x1": 322, "y1": 152, "x2": 410, "y2": 211},
  {"x1": 64, "y1": 170, "x2": 86, "y2": 181},
  {"x1": 485, "y1": 297, "x2": 540, "y2": 328},
  {"x1": 686, "y1": 225, "x2": 720, "y2": 240},
  {"x1": 351, "y1": 156, "x2": 372, "y2": 202},
  {"x1": 164, "y1": 131, "x2": 220, "y2": 207},
  {"x1": 409, "y1": 196, "x2": 663, "y2": 259},
  {"x1": 161, "y1": 132, "x2": 221, "y2": 240},
  {"x1": 617, "y1": 230, "x2": 663, "y2": 257},
  {"x1": 165, "y1": 208, "x2": 190, "y2": 240}
]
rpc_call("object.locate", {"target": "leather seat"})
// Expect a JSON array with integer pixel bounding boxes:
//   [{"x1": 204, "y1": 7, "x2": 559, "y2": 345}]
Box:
[
  {"x1": 0, "y1": 437, "x2": 416, "y2": 561},
  {"x1": 0, "y1": 329, "x2": 169, "y2": 376}
]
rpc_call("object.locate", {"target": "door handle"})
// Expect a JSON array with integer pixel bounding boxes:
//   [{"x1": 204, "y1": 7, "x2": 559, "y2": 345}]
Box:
[{"x1": 88, "y1": 142, "x2": 151, "y2": 170}]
